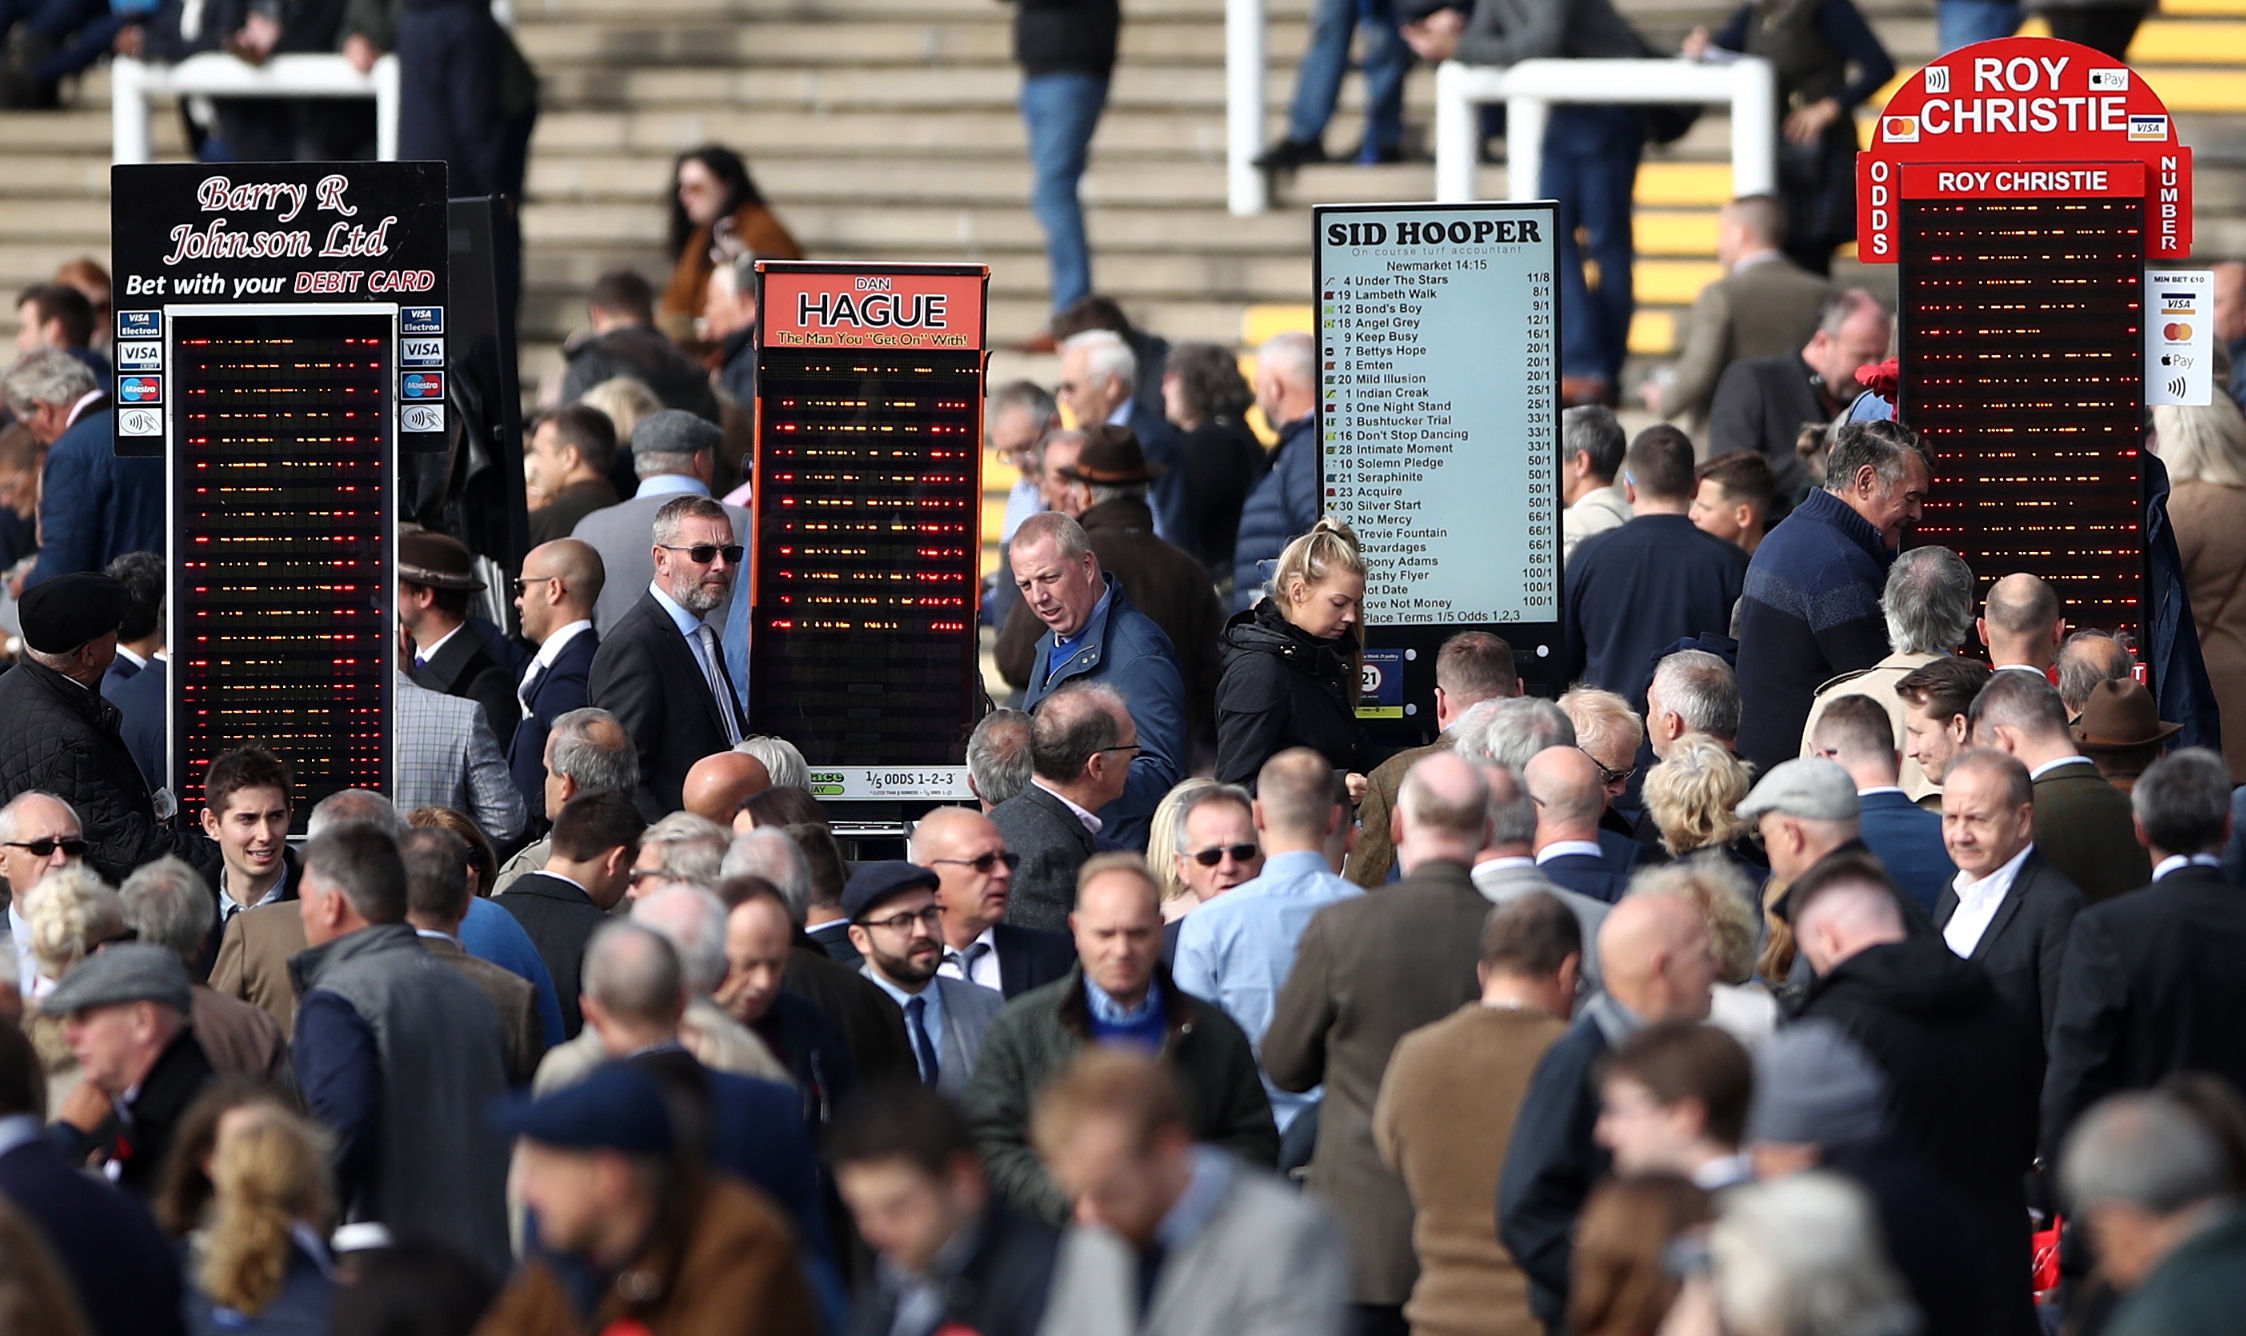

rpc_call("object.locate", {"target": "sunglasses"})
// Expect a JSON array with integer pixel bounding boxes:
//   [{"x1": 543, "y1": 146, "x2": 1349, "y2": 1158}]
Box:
[
  {"x1": 932, "y1": 850, "x2": 1021, "y2": 875},
  {"x1": 658, "y1": 543, "x2": 744, "y2": 565},
  {"x1": 1186, "y1": 843, "x2": 1259, "y2": 867},
  {"x1": 1580, "y1": 747, "x2": 1635, "y2": 788},
  {"x1": 513, "y1": 574, "x2": 558, "y2": 594},
  {"x1": 4, "y1": 838, "x2": 86, "y2": 858}
]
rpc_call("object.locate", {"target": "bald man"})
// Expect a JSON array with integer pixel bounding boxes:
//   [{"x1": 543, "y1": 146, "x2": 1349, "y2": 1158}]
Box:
[
  {"x1": 1498, "y1": 891, "x2": 1717, "y2": 1330},
  {"x1": 511, "y1": 539, "x2": 607, "y2": 817},
  {"x1": 1264, "y1": 752, "x2": 1499, "y2": 1322},
  {"x1": 681, "y1": 751, "x2": 771, "y2": 826},
  {"x1": 1527, "y1": 747, "x2": 1628, "y2": 904},
  {"x1": 1787, "y1": 853, "x2": 2039, "y2": 1334},
  {"x1": 914, "y1": 806, "x2": 1075, "y2": 1000},
  {"x1": 1978, "y1": 573, "x2": 2064, "y2": 678}
]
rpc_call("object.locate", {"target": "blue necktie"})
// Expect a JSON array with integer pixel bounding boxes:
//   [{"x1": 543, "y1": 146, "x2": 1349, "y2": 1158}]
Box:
[{"x1": 905, "y1": 995, "x2": 940, "y2": 1087}]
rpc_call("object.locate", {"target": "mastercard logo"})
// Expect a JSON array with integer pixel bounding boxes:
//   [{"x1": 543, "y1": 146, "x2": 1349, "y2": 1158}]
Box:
[
  {"x1": 1883, "y1": 116, "x2": 1920, "y2": 142},
  {"x1": 2166, "y1": 322, "x2": 2194, "y2": 340}
]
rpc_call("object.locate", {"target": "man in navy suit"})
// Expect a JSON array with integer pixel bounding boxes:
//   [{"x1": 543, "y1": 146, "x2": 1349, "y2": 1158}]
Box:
[
  {"x1": 1813, "y1": 692, "x2": 1955, "y2": 915},
  {"x1": 0, "y1": 1022, "x2": 186, "y2": 1336},
  {"x1": 99, "y1": 551, "x2": 164, "y2": 696},
  {"x1": 510, "y1": 538, "x2": 604, "y2": 818},
  {"x1": 6, "y1": 351, "x2": 159, "y2": 587},
  {"x1": 1528, "y1": 746, "x2": 1633, "y2": 903}
]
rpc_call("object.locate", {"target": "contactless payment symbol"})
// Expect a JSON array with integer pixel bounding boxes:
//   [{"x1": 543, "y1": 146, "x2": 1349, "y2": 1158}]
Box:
[
  {"x1": 1922, "y1": 65, "x2": 1949, "y2": 93},
  {"x1": 118, "y1": 375, "x2": 162, "y2": 404},
  {"x1": 400, "y1": 306, "x2": 443, "y2": 335},
  {"x1": 118, "y1": 407, "x2": 161, "y2": 436},
  {"x1": 401, "y1": 371, "x2": 443, "y2": 400},
  {"x1": 401, "y1": 404, "x2": 444, "y2": 433}
]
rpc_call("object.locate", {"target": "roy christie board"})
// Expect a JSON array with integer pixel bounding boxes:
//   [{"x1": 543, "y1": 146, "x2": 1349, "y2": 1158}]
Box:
[{"x1": 1314, "y1": 203, "x2": 1562, "y2": 627}]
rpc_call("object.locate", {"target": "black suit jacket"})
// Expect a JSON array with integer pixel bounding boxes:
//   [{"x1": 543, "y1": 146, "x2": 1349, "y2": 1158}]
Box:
[
  {"x1": 1537, "y1": 852, "x2": 1631, "y2": 906},
  {"x1": 412, "y1": 625, "x2": 522, "y2": 754},
  {"x1": 992, "y1": 922, "x2": 1076, "y2": 999},
  {"x1": 1707, "y1": 351, "x2": 1828, "y2": 502},
  {"x1": 786, "y1": 942, "x2": 918, "y2": 1088},
  {"x1": 0, "y1": 1138, "x2": 186, "y2": 1336},
  {"x1": 843, "y1": 1203, "x2": 1060, "y2": 1336},
  {"x1": 495, "y1": 871, "x2": 610, "y2": 1038},
  {"x1": 588, "y1": 590, "x2": 748, "y2": 819},
  {"x1": 508, "y1": 628, "x2": 600, "y2": 818},
  {"x1": 1934, "y1": 848, "x2": 2085, "y2": 1054},
  {"x1": 807, "y1": 919, "x2": 861, "y2": 967},
  {"x1": 2042, "y1": 864, "x2": 2246, "y2": 1157},
  {"x1": 990, "y1": 785, "x2": 1099, "y2": 933},
  {"x1": 52, "y1": 1028, "x2": 214, "y2": 1199}
]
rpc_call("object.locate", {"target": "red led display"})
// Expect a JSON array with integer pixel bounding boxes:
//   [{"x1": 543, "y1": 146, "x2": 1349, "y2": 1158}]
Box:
[
  {"x1": 172, "y1": 314, "x2": 393, "y2": 826},
  {"x1": 749, "y1": 350, "x2": 983, "y2": 764},
  {"x1": 1900, "y1": 196, "x2": 2145, "y2": 637}
]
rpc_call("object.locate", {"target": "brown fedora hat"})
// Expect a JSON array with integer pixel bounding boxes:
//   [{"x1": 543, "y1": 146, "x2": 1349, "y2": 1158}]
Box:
[
  {"x1": 397, "y1": 529, "x2": 487, "y2": 592},
  {"x1": 2072, "y1": 677, "x2": 2182, "y2": 750},
  {"x1": 1056, "y1": 424, "x2": 1166, "y2": 486}
]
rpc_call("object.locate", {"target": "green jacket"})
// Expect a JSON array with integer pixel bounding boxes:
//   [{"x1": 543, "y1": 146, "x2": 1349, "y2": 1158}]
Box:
[
  {"x1": 2106, "y1": 1206, "x2": 2246, "y2": 1336},
  {"x1": 962, "y1": 966, "x2": 1280, "y2": 1224}
]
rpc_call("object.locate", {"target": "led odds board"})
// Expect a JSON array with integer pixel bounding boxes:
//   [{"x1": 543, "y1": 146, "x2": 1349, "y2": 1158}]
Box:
[
  {"x1": 1314, "y1": 203, "x2": 1564, "y2": 729},
  {"x1": 1859, "y1": 38, "x2": 2195, "y2": 638},
  {"x1": 750, "y1": 262, "x2": 988, "y2": 810},
  {"x1": 112, "y1": 162, "x2": 447, "y2": 822}
]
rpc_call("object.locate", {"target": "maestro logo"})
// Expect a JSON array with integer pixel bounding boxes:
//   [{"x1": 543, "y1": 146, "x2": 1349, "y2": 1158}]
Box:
[
  {"x1": 401, "y1": 371, "x2": 444, "y2": 400},
  {"x1": 117, "y1": 375, "x2": 162, "y2": 404}
]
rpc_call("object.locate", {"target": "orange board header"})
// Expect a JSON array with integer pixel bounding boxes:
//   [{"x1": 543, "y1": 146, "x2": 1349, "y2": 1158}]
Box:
[{"x1": 759, "y1": 267, "x2": 988, "y2": 351}]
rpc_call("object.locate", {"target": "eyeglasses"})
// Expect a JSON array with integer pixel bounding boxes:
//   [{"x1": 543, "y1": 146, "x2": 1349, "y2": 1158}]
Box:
[
  {"x1": 932, "y1": 850, "x2": 1021, "y2": 875},
  {"x1": 658, "y1": 543, "x2": 744, "y2": 565},
  {"x1": 1187, "y1": 843, "x2": 1259, "y2": 867},
  {"x1": 626, "y1": 868, "x2": 668, "y2": 885},
  {"x1": 1580, "y1": 747, "x2": 1635, "y2": 788},
  {"x1": 859, "y1": 905, "x2": 943, "y2": 934},
  {"x1": 1096, "y1": 744, "x2": 1142, "y2": 759},
  {"x1": 513, "y1": 574, "x2": 558, "y2": 594},
  {"x1": 3, "y1": 838, "x2": 85, "y2": 858}
]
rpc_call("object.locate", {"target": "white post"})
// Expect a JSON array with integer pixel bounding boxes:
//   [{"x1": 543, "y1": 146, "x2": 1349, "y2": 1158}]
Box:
[
  {"x1": 1505, "y1": 94, "x2": 1548, "y2": 203},
  {"x1": 1433, "y1": 61, "x2": 1479, "y2": 203},
  {"x1": 1728, "y1": 58, "x2": 1777, "y2": 198},
  {"x1": 112, "y1": 57, "x2": 151, "y2": 166},
  {"x1": 1225, "y1": 0, "x2": 1267, "y2": 217},
  {"x1": 373, "y1": 54, "x2": 401, "y2": 161}
]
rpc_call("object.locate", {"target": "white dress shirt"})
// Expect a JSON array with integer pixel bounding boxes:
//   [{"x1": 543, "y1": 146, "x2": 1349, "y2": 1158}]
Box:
[
  {"x1": 2153, "y1": 853, "x2": 2223, "y2": 880},
  {"x1": 1536, "y1": 840, "x2": 1605, "y2": 864},
  {"x1": 1944, "y1": 844, "x2": 2034, "y2": 958},
  {"x1": 412, "y1": 622, "x2": 464, "y2": 667},
  {"x1": 2030, "y1": 755, "x2": 2095, "y2": 781},
  {"x1": 938, "y1": 927, "x2": 1005, "y2": 993}
]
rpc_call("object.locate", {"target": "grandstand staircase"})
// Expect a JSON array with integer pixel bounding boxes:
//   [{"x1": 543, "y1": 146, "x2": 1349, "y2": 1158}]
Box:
[{"x1": 2, "y1": 0, "x2": 2246, "y2": 558}]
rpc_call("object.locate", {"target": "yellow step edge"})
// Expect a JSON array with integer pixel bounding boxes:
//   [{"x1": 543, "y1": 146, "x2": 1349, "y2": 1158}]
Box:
[
  {"x1": 1629, "y1": 309, "x2": 1677, "y2": 356},
  {"x1": 1637, "y1": 162, "x2": 1735, "y2": 207}
]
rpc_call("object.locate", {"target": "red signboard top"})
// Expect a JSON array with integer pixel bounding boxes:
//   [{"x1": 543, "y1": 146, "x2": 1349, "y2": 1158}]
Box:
[
  {"x1": 1858, "y1": 36, "x2": 2191, "y2": 261},
  {"x1": 759, "y1": 263, "x2": 988, "y2": 351}
]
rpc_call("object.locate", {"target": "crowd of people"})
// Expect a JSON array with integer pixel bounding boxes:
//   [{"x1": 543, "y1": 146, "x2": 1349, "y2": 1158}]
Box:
[{"x1": 0, "y1": 226, "x2": 2239, "y2": 1336}]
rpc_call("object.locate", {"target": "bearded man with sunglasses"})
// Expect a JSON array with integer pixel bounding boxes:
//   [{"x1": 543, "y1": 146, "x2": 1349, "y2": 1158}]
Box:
[{"x1": 590, "y1": 494, "x2": 753, "y2": 818}]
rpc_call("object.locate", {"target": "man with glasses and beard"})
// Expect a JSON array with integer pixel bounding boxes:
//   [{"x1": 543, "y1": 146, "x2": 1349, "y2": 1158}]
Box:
[
  {"x1": 590, "y1": 495, "x2": 752, "y2": 818},
  {"x1": 847, "y1": 861, "x2": 1005, "y2": 1098}
]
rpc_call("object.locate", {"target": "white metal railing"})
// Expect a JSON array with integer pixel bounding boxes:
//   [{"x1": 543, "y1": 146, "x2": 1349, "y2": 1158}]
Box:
[
  {"x1": 1433, "y1": 56, "x2": 1777, "y2": 204},
  {"x1": 111, "y1": 52, "x2": 401, "y2": 164},
  {"x1": 1226, "y1": 0, "x2": 1266, "y2": 215}
]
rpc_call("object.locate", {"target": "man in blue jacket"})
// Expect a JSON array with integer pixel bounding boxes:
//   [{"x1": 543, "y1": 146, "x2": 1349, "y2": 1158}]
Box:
[
  {"x1": 2, "y1": 350, "x2": 159, "y2": 587},
  {"x1": 1231, "y1": 332, "x2": 1317, "y2": 611},
  {"x1": 1012, "y1": 511, "x2": 1184, "y2": 851},
  {"x1": 1734, "y1": 422, "x2": 1932, "y2": 773},
  {"x1": 1811, "y1": 692, "x2": 1954, "y2": 914}
]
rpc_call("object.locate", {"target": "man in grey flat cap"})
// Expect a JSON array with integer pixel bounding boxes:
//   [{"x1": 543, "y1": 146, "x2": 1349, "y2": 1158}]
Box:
[
  {"x1": 572, "y1": 410, "x2": 751, "y2": 635},
  {"x1": 0, "y1": 572, "x2": 217, "y2": 885},
  {"x1": 43, "y1": 942, "x2": 215, "y2": 1198}
]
